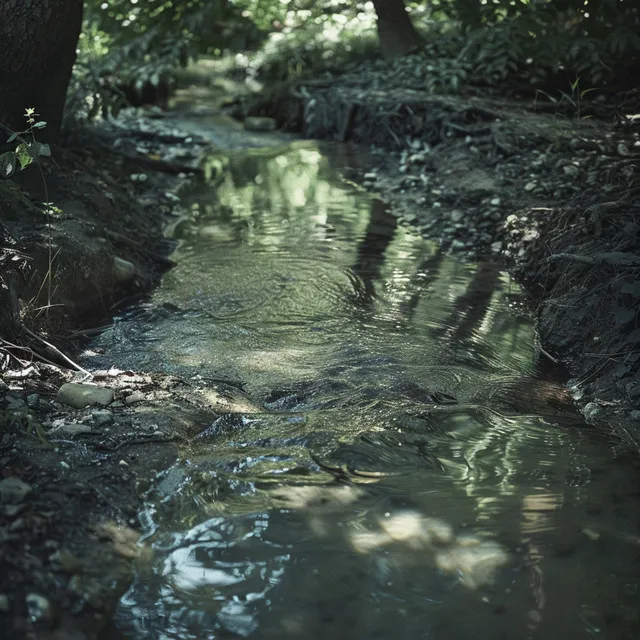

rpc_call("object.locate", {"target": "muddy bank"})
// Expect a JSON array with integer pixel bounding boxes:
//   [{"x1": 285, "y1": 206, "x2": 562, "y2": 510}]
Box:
[
  {"x1": 0, "y1": 114, "x2": 211, "y2": 639},
  {"x1": 240, "y1": 65, "x2": 640, "y2": 446}
]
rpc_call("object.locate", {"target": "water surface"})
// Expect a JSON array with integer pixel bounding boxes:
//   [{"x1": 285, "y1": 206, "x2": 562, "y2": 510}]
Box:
[{"x1": 98, "y1": 142, "x2": 639, "y2": 639}]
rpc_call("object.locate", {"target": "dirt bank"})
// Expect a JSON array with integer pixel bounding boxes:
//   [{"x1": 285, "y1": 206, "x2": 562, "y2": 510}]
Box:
[
  {"x1": 0, "y1": 113, "x2": 216, "y2": 639},
  {"x1": 238, "y1": 56, "x2": 640, "y2": 447}
]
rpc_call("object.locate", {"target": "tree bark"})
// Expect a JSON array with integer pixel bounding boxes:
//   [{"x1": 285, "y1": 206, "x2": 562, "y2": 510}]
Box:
[
  {"x1": 0, "y1": 0, "x2": 83, "y2": 142},
  {"x1": 371, "y1": 0, "x2": 422, "y2": 60}
]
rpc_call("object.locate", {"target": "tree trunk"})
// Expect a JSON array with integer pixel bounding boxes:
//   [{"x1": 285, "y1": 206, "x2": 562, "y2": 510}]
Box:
[
  {"x1": 0, "y1": 0, "x2": 83, "y2": 142},
  {"x1": 371, "y1": 0, "x2": 422, "y2": 60}
]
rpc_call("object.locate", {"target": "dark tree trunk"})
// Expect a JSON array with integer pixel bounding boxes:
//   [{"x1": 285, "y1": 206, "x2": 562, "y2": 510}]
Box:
[
  {"x1": 0, "y1": 0, "x2": 83, "y2": 142},
  {"x1": 371, "y1": 0, "x2": 422, "y2": 59}
]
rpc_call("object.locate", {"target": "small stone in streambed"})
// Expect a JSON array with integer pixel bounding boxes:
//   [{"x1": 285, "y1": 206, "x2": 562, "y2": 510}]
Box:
[
  {"x1": 57, "y1": 383, "x2": 114, "y2": 409},
  {"x1": 244, "y1": 116, "x2": 277, "y2": 132},
  {"x1": 92, "y1": 409, "x2": 114, "y2": 426},
  {"x1": 26, "y1": 593, "x2": 54, "y2": 624},
  {"x1": 26, "y1": 393, "x2": 39, "y2": 408},
  {"x1": 0, "y1": 478, "x2": 32, "y2": 504},
  {"x1": 48, "y1": 423, "x2": 93, "y2": 437},
  {"x1": 124, "y1": 391, "x2": 145, "y2": 405},
  {"x1": 113, "y1": 256, "x2": 135, "y2": 283}
]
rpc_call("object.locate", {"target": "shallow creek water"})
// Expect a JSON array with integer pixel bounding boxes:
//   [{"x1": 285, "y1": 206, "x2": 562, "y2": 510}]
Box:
[{"x1": 98, "y1": 141, "x2": 639, "y2": 639}]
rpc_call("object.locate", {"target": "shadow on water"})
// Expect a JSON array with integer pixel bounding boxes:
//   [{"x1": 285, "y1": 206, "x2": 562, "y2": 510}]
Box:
[{"x1": 89, "y1": 142, "x2": 640, "y2": 639}]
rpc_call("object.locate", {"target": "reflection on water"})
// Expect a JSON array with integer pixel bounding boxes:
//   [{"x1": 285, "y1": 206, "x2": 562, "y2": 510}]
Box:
[{"x1": 101, "y1": 142, "x2": 640, "y2": 639}]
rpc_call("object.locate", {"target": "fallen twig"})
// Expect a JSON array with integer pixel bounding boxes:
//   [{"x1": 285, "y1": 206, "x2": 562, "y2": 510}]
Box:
[{"x1": 19, "y1": 323, "x2": 92, "y2": 378}]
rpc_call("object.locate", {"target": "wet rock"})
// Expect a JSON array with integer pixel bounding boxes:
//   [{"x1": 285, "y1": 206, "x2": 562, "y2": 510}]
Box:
[
  {"x1": 626, "y1": 382, "x2": 640, "y2": 400},
  {"x1": 57, "y1": 383, "x2": 114, "y2": 409},
  {"x1": 26, "y1": 593, "x2": 54, "y2": 624},
  {"x1": 113, "y1": 256, "x2": 136, "y2": 283},
  {"x1": 0, "y1": 378, "x2": 7, "y2": 392},
  {"x1": 26, "y1": 393, "x2": 39, "y2": 409},
  {"x1": 91, "y1": 409, "x2": 114, "y2": 426},
  {"x1": 0, "y1": 593, "x2": 9, "y2": 613},
  {"x1": 6, "y1": 397, "x2": 26, "y2": 411},
  {"x1": 630, "y1": 410, "x2": 640, "y2": 421},
  {"x1": 0, "y1": 478, "x2": 32, "y2": 504},
  {"x1": 583, "y1": 402, "x2": 602, "y2": 422},
  {"x1": 49, "y1": 423, "x2": 93, "y2": 437},
  {"x1": 244, "y1": 116, "x2": 276, "y2": 132},
  {"x1": 450, "y1": 210, "x2": 464, "y2": 223},
  {"x1": 524, "y1": 181, "x2": 537, "y2": 192},
  {"x1": 124, "y1": 391, "x2": 145, "y2": 405}
]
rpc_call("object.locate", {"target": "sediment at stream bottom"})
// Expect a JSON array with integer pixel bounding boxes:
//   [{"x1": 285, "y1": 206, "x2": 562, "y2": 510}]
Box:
[{"x1": 240, "y1": 74, "x2": 640, "y2": 448}]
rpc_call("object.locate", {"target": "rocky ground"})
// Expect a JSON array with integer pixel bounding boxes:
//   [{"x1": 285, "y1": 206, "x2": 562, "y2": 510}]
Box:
[
  {"x1": 238, "y1": 53, "x2": 640, "y2": 449},
  {"x1": 0, "y1": 113, "x2": 225, "y2": 639}
]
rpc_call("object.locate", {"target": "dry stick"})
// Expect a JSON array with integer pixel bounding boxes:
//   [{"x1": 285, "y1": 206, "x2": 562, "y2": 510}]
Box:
[
  {"x1": 547, "y1": 253, "x2": 640, "y2": 268},
  {"x1": 538, "y1": 345, "x2": 560, "y2": 364},
  {"x1": 20, "y1": 324, "x2": 92, "y2": 378},
  {"x1": 546, "y1": 253, "x2": 597, "y2": 266},
  {"x1": 0, "y1": 337, "x2": 61, "y2": 369}
]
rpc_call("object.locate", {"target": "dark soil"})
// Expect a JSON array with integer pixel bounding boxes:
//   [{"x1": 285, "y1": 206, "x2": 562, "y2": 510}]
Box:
[
  {"x1": 237, "y1": 56, "x2": 640, "y2": 448},
  {"x1": 0, "y1": 113, "x2": 222, "y2": 639}
]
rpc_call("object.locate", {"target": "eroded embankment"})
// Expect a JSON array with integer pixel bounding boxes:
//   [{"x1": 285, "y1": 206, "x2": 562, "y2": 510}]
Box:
[
  {"x1": 0, "y1": 115, "x2": 211, "y2": 639},
  {"x1": 242, "y1": 77, "x2": 640, "y2": 446}
]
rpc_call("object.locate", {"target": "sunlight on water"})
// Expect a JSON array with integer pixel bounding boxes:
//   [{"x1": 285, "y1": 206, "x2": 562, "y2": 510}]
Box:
[{"x1": 100, "y1": 143, "x2": 640, "y2": 640}]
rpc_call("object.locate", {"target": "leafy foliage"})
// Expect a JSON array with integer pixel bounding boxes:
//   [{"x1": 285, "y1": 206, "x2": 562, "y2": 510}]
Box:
[
  {"x1": 0, "y1": 109, "x2": 51, "y2": 181},
  {"x1": 68, "y1": 0, "x2": 640, "y2": 121}
]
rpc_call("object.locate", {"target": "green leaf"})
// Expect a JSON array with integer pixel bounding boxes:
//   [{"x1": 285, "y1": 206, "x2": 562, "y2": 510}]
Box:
[
  {"x1": 6, "y1": 132, "x2": 18, "y2": 143},
  {"x1": 31, "y1": 121, "x2": 47, "y2": 129},
  {"x1": 31, "y1": 142, "x2": 51, "y2": 157},
  {"x1": 15, "y1": 143, "x2": 33, "y2": 170},
  {"x1": 0, "y1": 151, "x2": 17, "y2": 178}
]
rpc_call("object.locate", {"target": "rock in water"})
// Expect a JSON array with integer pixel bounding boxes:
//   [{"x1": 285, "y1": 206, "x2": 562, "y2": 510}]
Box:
[{"x1": 244, "y1": 117, "x2": 277, "y2": 132}]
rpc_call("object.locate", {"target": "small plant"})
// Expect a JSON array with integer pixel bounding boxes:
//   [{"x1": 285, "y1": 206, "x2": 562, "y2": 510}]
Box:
[
  {"x1": 0, "y1": 108, "x2": 51, "y2": 180},
  {"x1": 534, "y1": 77, "x2": 598, "y2": 121}
]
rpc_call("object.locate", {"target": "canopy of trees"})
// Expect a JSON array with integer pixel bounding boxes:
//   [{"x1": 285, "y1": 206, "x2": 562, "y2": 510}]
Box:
[{"x1": 0, "y1": 0, "x2": 638, "y2": 139}]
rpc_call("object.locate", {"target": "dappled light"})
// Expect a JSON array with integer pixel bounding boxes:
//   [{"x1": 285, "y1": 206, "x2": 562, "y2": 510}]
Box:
[{"x1": 1, "y1": 0, "x2": 639, "y2": 638}]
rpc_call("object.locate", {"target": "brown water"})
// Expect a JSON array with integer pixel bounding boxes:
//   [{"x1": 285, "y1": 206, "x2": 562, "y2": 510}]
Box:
[{"x1": 95, "y1": 142, "x2": 640, "y2": 639}]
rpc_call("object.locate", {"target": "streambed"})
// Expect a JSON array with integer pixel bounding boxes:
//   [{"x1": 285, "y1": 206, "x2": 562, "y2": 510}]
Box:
[{"x1": 91, "y1": 140, "x2": 640, "y2": 639}]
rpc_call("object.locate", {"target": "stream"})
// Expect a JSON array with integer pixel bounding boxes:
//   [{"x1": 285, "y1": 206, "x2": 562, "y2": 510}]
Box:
[{"x1": 93, "y1": 129, "x2": 640, "y2": 639}]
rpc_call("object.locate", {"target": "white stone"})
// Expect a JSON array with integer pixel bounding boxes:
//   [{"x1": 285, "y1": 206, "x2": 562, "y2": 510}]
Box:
[
  {"x1": 57, "y1": 383, "x2": 114, "y2": 409},
  {"x1": 113, "y1": 256, "x2": 135, "y2": 283}
]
